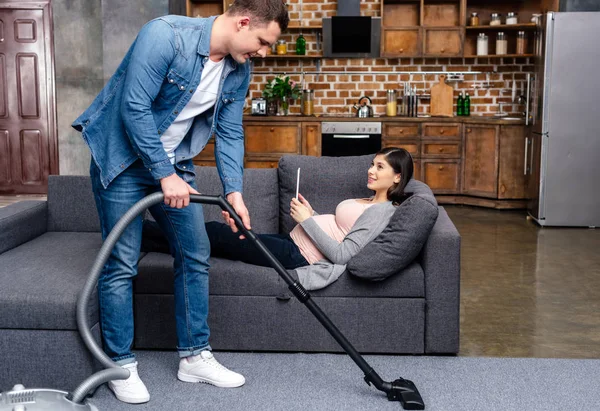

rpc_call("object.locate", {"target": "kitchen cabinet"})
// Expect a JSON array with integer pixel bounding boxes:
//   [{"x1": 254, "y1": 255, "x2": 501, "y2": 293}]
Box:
[
  {"x1": 423, "y1": 28, "x2": 463, "y2": 57},
  {"x1": 195, "y1": 117, "x2": 529, "y2": 209},
  {"x1": 462, "y1": 125, "x2": 499, "y2": 198},
  {"x1": 498, "y1": 125, "x2": 528, "y2": 199}
]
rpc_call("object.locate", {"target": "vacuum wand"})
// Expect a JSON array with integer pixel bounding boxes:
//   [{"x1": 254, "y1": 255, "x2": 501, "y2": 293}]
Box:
[{"x1": 192, "y1": 194, "x2": 425, "y2": 410}]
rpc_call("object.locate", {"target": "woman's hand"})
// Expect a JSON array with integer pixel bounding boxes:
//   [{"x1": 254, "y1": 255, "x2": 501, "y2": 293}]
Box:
[
  {"x1": 290, "y1": 197, "x2": 312, "y2": 223},
  {"x1": 297, "y1": 193, "x2": 314, "y2": 216}
]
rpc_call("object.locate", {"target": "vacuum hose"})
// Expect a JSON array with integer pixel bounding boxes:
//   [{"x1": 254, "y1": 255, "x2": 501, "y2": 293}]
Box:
[{"x1": 70, "y1": 193, "x2": 234, "y2": 404}]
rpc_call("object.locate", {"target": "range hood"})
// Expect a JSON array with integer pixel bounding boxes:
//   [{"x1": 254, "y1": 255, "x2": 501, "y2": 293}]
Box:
[{"x1": 322, "y1": 0, "x2": 381, "y2": 58}]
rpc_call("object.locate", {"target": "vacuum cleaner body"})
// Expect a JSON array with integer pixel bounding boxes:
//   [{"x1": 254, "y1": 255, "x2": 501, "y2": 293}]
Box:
[{"x1": 0, "y1": 385, "x2": 97, "y2": 411}]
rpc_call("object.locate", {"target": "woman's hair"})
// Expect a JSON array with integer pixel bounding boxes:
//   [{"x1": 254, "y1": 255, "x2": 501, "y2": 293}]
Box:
[
  {"x1": 227, "y1": 0, "x2": 290, "y2": 32},
  {"x1": 375, "y1": 147, "x2": 414, "y2": 205}
]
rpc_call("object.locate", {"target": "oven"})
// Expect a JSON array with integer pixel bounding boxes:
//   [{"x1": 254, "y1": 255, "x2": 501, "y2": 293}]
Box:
[{"x1": 321, "y1": 121, "x2": 382, "y2": 156}]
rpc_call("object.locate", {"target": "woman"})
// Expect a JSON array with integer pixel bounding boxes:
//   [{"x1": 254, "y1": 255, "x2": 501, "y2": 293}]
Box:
[{"x1": 206, "y1": 147, "x2": 414, "y2": 289}]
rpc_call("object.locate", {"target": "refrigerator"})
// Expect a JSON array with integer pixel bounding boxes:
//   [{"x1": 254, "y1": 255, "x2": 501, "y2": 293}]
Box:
[{"x1": 527, "y1": 11, "x2": 600, "y2": 227}]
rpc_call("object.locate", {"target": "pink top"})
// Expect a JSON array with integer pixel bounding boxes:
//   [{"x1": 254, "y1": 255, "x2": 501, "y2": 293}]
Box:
[{"x1": 289, "y1": 199, "x2": 375, "y2": 264}]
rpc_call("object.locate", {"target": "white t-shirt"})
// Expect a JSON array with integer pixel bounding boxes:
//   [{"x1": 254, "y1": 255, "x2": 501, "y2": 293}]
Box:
[{"x1": 160, "y1": 57, "x2": 225, "y2": 163}]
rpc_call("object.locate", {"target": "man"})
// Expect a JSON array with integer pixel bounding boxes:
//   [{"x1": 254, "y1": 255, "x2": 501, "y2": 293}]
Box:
[{"x1": 72, "y1": 0, "x2": 288, "y2": 404}]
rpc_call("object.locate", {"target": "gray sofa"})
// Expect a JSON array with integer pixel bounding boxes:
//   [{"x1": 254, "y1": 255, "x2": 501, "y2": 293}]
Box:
[{"x1": 0, "y1": 154, "x2": 460, "y2": 392}]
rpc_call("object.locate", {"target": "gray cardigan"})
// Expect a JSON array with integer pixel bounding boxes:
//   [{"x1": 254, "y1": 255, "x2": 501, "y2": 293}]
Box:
[{"x1": 294, "y1": 201, "x2": 397, "y2": 290}]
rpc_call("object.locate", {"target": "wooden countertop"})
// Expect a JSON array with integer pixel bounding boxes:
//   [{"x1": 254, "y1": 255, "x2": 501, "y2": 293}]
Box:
[{"x1": 243, "y1": 115, "x2": 526, "y2": 125}]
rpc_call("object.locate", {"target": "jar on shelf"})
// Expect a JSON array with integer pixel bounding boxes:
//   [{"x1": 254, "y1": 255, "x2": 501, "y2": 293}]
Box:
[
  {"x1": 469, "y1": 12, "x2": 480, "y2": 26},
  {"x1": 477, "y1": 33, "x2": 489, "y2": 56},
  {"x1": 516, "y1": 31, "x2": 528, "y2": 55},
  {"x1": 531, "y1": 14, "x2": 543, "y2": 25},
  {"x1": 490, "y1": 13, "x2": 502, "y2": 26},
  {"x1": 506, "y1": 12, "x2": 518, "y2": 25},
  {"x1": 302, "y1": 89, "x2": 314, "y2": 116},
  {"x1": 386, "y1": 90, "x2": 398, "y2": 117},
  {"x1": 276, "y1": 39, "x2": 287, "y2": 55},
  {"x1": 496, "y1": 32, "x2": 508, "y2": 55}
]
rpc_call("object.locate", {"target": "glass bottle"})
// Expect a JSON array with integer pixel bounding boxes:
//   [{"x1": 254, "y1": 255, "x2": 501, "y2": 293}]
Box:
[
  {"x1": 490, "y1": 13, "x2": 502, "y2": 26},
  {"x1": 506, "y1": 12, "x2": 518, "y2": 25},
  {"x1": 276, "y1": 39, "x2": 287, "y2": 55},
  {"x1": 496, "y1": 32, "x2": 508, "y2": 55},
  {"x1": 457, "y1": 92, "x2": 464, "y2": 116},
  {"x1": 470, "y1": 12, "x2": 479, "y2": 26},
  {"x1": 302, "y1": 89, "x2": 314, "y2": 116},
  {"x1": 516, "y1": 31, "x2": 527, "y2": 55},
  {"x1": 295, "y1": 34, "x2": 306, "y2": 55},
  {"x1": 464, "y1": 92, "x2": 471, "y2": 116},
  {"x1": 477, "y1": 33, "x2": 489, "y2": 56},
  {"x1": 386, "y1": 90, "x2": 398, "y2": 117}
]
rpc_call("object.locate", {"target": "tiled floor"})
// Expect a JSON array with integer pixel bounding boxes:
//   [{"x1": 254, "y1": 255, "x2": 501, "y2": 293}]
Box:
[{"x1": 2, "y1": 194, "x2": 599, "y2": 359}]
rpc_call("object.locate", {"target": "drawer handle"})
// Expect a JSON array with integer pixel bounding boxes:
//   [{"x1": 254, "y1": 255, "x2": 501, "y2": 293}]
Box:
[
  {"x1": 439, "y1": 147, "x2": 445, "y2": 152},
  {"x1": 440, "y1": 48, "x2": 446, "y2": 53},
  {"x1": 440, "y1": 129, "x2": 445, "y2": 134},
  {"x1": 270, "y1": 127, "x2": 275, "y2": 132},
  {"x1": 400, "y1": 129, "x2": 404, "y2": 134},
  {"x1": 438, "y1": 166, "x2": 445, "y2": 171},
  {"x1": 467, "y1": 128, "x2": 472, "y2": 133}
]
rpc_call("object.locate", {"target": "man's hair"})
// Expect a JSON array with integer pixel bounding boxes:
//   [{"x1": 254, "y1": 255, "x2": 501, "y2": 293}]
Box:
[{"x1": 226, "y1": 0, "x2": 290, "y2": 31}]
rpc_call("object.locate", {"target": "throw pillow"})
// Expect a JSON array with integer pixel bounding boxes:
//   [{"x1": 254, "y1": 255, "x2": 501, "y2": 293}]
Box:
[{"x1": 346, "y1": 194, "x2": 439, "y2": 281}]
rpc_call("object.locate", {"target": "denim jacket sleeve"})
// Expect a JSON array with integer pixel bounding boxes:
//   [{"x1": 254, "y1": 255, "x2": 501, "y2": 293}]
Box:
[
  {"x1": 120, "y1": 19, "x2": 176, "y2": 181},
  {"x1": 213, "y1": 69, "x2": 250, "y2": 195}
]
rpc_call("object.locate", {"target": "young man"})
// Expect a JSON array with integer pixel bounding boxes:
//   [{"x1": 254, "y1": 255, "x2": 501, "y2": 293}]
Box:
[{"x1": 72, "y1": 0, "x2": 288, "y2": 404}]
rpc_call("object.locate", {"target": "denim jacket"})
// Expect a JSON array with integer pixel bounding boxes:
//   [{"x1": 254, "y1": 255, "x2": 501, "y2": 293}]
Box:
[{"x1": 72, "y1": 15, "x2": 250, "y2": 194}]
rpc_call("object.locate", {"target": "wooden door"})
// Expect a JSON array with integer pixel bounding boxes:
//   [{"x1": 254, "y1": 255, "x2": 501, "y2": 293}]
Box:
[
  {"x1": 462, "y1": 125, "x2": 498, "y2": 198},
  {"x1": 0, "y1": 1, "x2": 57, "y2": 194}
]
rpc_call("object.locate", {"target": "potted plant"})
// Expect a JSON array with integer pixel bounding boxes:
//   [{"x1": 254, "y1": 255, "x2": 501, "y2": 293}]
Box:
[{"x1": 262, "y1": 75, "x2": 301, "y2": 116}]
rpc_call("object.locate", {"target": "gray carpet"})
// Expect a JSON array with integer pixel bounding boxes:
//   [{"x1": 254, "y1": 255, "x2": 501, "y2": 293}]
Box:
[{"x1": 84, "y1": 351, "x2": 600, "y2": 411}]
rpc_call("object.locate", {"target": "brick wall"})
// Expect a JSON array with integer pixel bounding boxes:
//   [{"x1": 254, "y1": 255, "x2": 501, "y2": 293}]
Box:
[{"x1": 246, "y1": 0, "x2": 533, "y2": 117}]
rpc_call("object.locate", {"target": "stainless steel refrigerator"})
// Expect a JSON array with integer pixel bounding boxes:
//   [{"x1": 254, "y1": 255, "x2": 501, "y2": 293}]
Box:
[{"x1": 526, "y1": 11, "x2": 600, "y2": 227}]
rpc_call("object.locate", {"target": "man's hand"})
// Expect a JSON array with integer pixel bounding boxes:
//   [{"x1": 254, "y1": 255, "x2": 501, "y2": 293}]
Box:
[
  {"x1": 160, "y1": 173, "x2": 199, "y2": 208},
  {"x1": 290, "y1": 197, "x2": 312, "y2": 224},
  {"x1": 222, "y1": 192, "x2": 251, "y2": 239}
]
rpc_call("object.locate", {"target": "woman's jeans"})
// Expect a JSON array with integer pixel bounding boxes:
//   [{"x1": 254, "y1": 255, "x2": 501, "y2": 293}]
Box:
[
  {"x1": 90, "y1": 160, "x2": 211, "y2": 364},
  {"x1": 205, "y1": 222, "x2": 308, "y2": 269}
]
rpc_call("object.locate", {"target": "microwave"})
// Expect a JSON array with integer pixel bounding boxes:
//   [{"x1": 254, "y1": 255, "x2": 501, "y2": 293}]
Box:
[{"x1": 322, "y1": 16, "x2": 381, "y2": 59}]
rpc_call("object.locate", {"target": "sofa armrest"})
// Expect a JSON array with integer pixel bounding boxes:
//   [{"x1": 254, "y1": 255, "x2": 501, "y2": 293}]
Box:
[
  {"x1": 420, "y1": 207, "x2": 461, "y2": 354},
  {"x1": 0, "y1": 200, "x2": 48, "y2": 254}
]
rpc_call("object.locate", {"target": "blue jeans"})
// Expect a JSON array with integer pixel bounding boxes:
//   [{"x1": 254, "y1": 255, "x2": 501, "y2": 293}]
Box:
[
  {"x1": 205, "y1": 222, "x2": 309, "y2": 269},
  {"x1": 90, "y1": 159, "x2": 211, "y2": 364}
]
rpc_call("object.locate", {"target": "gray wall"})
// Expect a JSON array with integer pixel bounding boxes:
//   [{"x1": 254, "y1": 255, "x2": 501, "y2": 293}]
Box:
[{"x1": 53, "y1": 0, "x2": 168, "y2": 176}]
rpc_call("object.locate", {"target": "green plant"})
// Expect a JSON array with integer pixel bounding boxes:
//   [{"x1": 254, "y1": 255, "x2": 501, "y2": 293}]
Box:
[{"x1": 262, "y1": 75, "x2": 301, "y2": 101}]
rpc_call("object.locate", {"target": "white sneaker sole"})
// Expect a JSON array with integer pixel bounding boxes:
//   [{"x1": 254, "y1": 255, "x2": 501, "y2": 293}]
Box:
[
  {"x1": 108, "y1": 384, "x2": 150, "y2": 404},
  {"x1": 177, "y1": 371, "x2": 245, "y2": 388}
]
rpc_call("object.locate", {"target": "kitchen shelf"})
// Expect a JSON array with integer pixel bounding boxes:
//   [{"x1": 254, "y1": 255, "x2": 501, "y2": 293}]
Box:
[
  {"x1": 287, "y1": 23, "x2": 322, "y2": 30},
  {"x1": 264, "y1": 54, "x2": 323, "y2": 59},
  {"x1": 466, "y1": 23, "x2": 537, "y2": 30},
  {"x1": 464, "y1": 54, "x2": 534, "y2": 58}
]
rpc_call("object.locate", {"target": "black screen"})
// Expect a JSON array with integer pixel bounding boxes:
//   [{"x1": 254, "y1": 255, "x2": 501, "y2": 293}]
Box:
[{"x1": 331, "y1": 16, "x2": 371, "y2": 54}]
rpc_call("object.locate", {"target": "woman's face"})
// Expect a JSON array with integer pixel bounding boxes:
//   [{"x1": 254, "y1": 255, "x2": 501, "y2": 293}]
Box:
[{"x1": 367, "y1": 154, "x2": 401, "y2": 192}]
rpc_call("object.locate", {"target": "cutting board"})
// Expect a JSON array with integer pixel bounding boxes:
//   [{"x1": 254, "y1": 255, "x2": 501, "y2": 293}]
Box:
[{"x1": 430, "y1": 75, "x2": 454, "y2": 117}]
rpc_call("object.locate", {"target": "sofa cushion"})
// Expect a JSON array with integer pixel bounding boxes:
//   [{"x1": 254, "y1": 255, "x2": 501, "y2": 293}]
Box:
[
  {"x1": 194, "y1": 166, "x2": 279, "y2": 234},
  {"x1": 347, "y1": 193, "x2": 439, "y2": 281},
  {"x1": 47, "y1": 176, "x2": 100, "y2": 232},
  {"x1": 0, "y1": 232, "x2": 102, "y2": 329},
  {"x1": 278, "y1": 155, "x2": 373, "y2": 235},
  {"x1": 135, "y1": 252, "x2": 424, "y2": 298}
]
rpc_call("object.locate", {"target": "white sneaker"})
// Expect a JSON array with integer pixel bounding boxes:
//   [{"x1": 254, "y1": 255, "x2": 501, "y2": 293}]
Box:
[
  {"x1": 178, "y1": 351, "x2": 245, "y2": 388},
  {"x1": 108, "y1": 361, "x2": 150, "y2": 404}
]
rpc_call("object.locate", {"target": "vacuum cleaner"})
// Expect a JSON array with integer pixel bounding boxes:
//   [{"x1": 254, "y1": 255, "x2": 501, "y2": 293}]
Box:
[{"x1": 0, "y1": 193, "x2": 425, "y2": 410}]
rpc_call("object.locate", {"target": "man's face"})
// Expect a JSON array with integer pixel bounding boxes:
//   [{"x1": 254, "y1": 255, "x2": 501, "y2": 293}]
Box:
[{"x1": 230, "y1": 18, "x2": 281, "y2": 63}]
